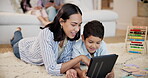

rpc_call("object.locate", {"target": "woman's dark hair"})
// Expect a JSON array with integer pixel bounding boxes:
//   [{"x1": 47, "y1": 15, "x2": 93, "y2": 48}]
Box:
[
  {"x1": 43, "y1": 3, "x2": 82, "y2": 41},
  {"x1": 83, "y1": 20, "x2": 104, "y2": 40},
  {"x1": 20, "y1": 0, "x2": 32, "y2": 13}
]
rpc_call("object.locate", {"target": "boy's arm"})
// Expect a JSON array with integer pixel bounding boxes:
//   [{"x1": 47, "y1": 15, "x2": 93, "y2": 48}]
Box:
[{"x1": 73, "y1": 63, "x2": 89, "y2": 78}]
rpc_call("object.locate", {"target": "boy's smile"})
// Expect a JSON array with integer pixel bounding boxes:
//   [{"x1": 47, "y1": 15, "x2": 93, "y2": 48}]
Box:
[{"x1": 83, "y1": 35, "x2": 102, "y2": 54}]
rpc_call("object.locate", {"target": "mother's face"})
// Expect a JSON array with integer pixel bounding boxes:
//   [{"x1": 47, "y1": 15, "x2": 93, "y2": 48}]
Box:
[{"x1": 61, "y1": 14, "x2": 82, "y2": 39}]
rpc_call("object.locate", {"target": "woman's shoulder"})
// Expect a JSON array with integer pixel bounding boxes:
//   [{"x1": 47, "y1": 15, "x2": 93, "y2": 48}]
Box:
[
  {"x1": 40, "y1": 28, "x2": 53, "y2": 35},
  {"x1": 38, "y1": 28, "x2": 54, "y2": 40}
]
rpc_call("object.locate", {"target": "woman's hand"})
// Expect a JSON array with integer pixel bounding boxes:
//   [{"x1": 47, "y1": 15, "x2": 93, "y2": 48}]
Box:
[
  {"x1": 105, "y1": 71, "x2": 114, "y2": 78},
  {"x1": 66, "y1": 69, "x2": 77, "y2": 78}
]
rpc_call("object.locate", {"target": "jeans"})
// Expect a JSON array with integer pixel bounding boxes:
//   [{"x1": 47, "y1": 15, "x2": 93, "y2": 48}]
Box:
[{"x1": 10, "y1": 31, "x2": 23, "y2": 59}]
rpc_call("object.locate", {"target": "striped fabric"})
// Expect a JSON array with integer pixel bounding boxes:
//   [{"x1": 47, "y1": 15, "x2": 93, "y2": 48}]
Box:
[{"x1": 19, "y1": 28, "x2": 75, "y2": 76}]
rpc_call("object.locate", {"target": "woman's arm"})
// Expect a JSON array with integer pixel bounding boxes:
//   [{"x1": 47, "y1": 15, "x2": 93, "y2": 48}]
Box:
[
  {"x1": 39, "y1": 29, "x2": 63, "y2": 75},
  {"x1": 60, "y1": 55, "x2": 90, "y2": 74},
  {"x1": 39, "y1": 29, "x2": 90, "y2": 75}
]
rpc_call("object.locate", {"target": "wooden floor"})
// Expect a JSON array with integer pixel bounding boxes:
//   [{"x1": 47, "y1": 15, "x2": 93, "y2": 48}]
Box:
[
  {"x1": 0, "y1": 44, "x2": 12, "y2": 53},
  {"x1": 104, "y1": 29, "x2": 126, "y2": 43},
  {"x1": 0, "y1": 29, "x2": 127, "y2": 53}
]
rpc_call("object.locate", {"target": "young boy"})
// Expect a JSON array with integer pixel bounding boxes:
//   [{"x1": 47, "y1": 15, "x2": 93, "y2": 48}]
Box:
[
  {"x1": 72, "y1": 20, "x2": 108, "y2": 59},
  {"x1": 72, "y1": 20, "x2": 114, "y2": 78}
]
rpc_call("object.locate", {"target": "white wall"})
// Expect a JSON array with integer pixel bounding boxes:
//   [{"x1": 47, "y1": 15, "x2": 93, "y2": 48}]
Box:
[{"x1": 113, "y1": 0, "x2": 137, "y2": 30}]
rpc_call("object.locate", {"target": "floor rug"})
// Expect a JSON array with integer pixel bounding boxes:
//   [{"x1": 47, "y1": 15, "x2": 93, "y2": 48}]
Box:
[{"x1": 0, "y1": 42, "x2": 148, "y2": 78}]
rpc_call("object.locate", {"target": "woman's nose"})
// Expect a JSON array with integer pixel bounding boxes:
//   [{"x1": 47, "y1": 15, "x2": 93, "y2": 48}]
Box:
[{"x1": 74, "y1": 26, "x2": 80, "y2": 32}]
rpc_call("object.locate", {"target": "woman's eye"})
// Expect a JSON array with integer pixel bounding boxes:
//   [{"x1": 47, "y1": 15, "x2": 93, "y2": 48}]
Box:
[{"x1": 71, "y1": 24, "x2": 76, "y2": 26}]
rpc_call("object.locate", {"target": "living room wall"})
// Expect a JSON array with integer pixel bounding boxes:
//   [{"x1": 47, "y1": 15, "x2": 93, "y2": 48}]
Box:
[{"x1": 113, "y1": 0, "x2": 137, "y2": 30}]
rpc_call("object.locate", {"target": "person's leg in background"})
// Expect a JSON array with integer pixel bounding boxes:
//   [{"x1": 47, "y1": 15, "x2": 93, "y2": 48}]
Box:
[
  {"x1": 41, "y1": 8, "x2": 51, "y2": 26},
  {"x1": 41, "y1": 8, "x2": 50, "y2": 22},
  {"x1": 46, "y1": 6, "x2": 57, "y2": 22},
  {"x1": 10, "y1": 27, "x2": 23, "y2": 59},
  {"x1": 34, "y1": 9, "x2": 50, "y2": 26}
]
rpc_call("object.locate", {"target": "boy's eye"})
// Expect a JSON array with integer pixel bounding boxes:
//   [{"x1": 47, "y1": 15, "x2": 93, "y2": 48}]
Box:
[
  {"x1": 96, "y1": 42, "x2": 100, "y2": 44},
  {"x1": 97, "y1": 41, "x2": 101, "y2": 44},
  {"x1": 79, "y1": 24, "x2": 81, "y2": 27},
  {"x1": 89, "y1": 41, "x2": 93, "y2": 43}
]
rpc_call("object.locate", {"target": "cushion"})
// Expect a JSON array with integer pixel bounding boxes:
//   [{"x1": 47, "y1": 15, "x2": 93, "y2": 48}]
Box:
[
  {"x1": 64, "y1": 0, "x2": 81, "y2": 6},
  {"x1": 0, "y1": 0, "x2": 15, "y2": 12},
  {"x1": 82, "y1": 10, "x2": 119, "y2": 22},
  {"x1": 0, "y1": 12, "x2": 41, "y2": 25},
  {"x1": 64, "y1": 0, "x2": 92, "y2": 12},
  {"x1": 79, "y1": 0, "x2": 93, "y2": 11},
  {"x1": 10, "y1": 0, "x2": 23, "y2": 13},
  {"x1": 0, "y1": 0, "x2": 23, "y2": 13},
  {"x1": 30, "y1": 0, "x2": 39, "y2": 7}
]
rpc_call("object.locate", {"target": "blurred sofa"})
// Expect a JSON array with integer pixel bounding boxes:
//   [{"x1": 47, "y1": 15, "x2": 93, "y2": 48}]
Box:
[
  {"x1": 0, "y1": 0, "x2": 118, "y2": 44},
  {"x1": 64, "y1": 0, "x2": 119, "y2": 37},
  {"x1": 0, "y1": 0, "x2": 42, "y2": 44}
]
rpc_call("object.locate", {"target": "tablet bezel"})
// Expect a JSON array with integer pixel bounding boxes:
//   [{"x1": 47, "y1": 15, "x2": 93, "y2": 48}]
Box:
[{"x1": 86, "y1": 54, "x2": 118, "y2": 78}]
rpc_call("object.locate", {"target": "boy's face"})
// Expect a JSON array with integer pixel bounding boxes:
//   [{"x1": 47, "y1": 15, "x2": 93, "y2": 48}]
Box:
[{"x1": 82, "y1": 35, "x2": 102, "y2": 54}]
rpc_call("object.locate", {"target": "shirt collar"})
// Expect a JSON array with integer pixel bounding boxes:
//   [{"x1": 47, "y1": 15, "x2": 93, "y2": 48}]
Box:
[{"x1": 82, "y1": 42, "x2": 97, "y2": 58}]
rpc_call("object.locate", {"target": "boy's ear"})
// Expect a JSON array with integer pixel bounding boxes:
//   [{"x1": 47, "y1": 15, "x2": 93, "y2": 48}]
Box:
[{"x1": 81, "y1": 35, "x2": 85, "y2": 42}]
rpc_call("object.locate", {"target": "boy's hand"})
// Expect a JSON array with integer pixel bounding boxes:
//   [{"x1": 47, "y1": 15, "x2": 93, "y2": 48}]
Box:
[
  {"x1": 66, "y1": 69, "x2": 77, "y2": 78},
  {"x1": 80, "y1": 55, "x2": 90, "y2": 66},
  {"x1": 105, "y1": 71, "x2": 114, "y2": 78},
  {"x1": 79, "y1": 70, "x2": 89, "y2": 78}
]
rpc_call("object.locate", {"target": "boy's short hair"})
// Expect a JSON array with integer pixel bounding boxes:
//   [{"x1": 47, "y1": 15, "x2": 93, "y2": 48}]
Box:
[{"x1": 83, "y1": 20, "x2": 104, "y2": 40}]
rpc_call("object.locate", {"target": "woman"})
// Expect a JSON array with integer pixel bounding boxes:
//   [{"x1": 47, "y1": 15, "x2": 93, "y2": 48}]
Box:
[{"x1": 11, "y1": 3, "x2": 90, "y2": 78}]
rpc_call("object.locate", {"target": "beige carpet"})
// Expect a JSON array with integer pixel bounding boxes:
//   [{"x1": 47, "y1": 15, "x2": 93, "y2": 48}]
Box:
[
  {"x1": 0, "y1": 42, "x2": 148, "y2": 78},
  {"x1": 107, "y1": 42, "x2": 148, "y2": 78}
]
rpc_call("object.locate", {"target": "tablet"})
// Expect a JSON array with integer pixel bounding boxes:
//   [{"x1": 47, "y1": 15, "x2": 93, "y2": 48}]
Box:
[{"x1": 86, "y1": 54, "x2": 118, "y2": 78}]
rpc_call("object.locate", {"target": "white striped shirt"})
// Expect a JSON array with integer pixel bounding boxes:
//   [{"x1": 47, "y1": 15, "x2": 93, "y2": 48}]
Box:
[{"x1": 19, "y1": 28, "x2": 75, "y2": 76}]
